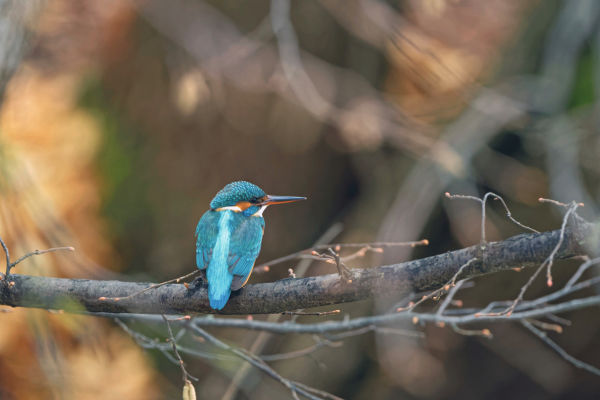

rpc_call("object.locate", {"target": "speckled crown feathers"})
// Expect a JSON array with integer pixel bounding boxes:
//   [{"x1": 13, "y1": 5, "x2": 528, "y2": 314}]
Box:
[{"x1": 209, "y1": 181, "x2": 266, "y2": 209}]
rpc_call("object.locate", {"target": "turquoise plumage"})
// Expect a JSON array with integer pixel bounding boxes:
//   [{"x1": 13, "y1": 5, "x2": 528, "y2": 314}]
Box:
[{"x1": 195, "y1": 181, "x2": 305, "y2": 310}]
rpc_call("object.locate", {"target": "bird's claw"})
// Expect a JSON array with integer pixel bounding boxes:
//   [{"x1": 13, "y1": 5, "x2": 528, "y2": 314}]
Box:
[
  {"x1": 190, "y1": 271, "x2": 208, "y2": 288},
  {"x1": 337, "y1": 264, "x2": 353, "y2": 283}
]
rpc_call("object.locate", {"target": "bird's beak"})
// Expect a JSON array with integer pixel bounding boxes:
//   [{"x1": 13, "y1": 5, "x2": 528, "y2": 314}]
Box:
[{"x1": 262, "y1": 195, "x2": 306, "y2": 205}]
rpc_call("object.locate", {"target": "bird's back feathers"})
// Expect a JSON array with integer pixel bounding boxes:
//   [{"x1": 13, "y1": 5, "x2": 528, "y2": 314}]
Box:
[{"x1": 195, "y1": 209, "x2": 264, "y2": 310}]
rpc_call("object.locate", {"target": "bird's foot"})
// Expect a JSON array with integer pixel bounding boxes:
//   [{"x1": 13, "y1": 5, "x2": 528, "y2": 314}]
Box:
[
  {"x1": 318, "y1": 247, "x2": 354, "y2": 283},
  {"x1": 190, "y1": 270, "x2": 208, "y2": 288},
  {"x1": 336, "y1": 263, "x2": 354, "y2": 283}
]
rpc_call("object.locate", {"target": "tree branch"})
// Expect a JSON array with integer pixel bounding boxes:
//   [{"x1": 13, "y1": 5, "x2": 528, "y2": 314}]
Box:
[
  {"x1": 101, "y1": 295, "x2": 600, "y2": 334},
  {"x1": 0, "y1": 220, "x2": 597, "y2": 315}
]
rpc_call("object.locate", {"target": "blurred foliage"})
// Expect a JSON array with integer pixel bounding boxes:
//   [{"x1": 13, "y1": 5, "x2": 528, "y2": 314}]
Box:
[
  {"x1": 80, "y1": 77, "x2": 155, "y2": 272},
  {"x1": 569, "y1": 49, "x2": 596, "y2": 109}
]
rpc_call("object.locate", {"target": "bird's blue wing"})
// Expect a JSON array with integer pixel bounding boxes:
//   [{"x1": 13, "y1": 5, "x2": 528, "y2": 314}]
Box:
[
  {"x1": 229, "y1": 254, "x2": 259, "y2": 290},
  {"x1": 195, "y1": 210, "x2": 220, "y2": 270},
  {"x1": 228, "y1": 214, "x2": 265, "y2": 290}
]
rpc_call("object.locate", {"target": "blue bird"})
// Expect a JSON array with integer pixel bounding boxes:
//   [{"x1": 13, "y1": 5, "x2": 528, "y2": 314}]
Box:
[{"x1": 195, "y1": 181, "x2": 305, "y2": 310}]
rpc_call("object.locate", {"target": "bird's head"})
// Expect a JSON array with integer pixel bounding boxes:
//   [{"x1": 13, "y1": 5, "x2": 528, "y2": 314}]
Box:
[{"x1": 210, "y1": 181, "x2": 305, "y2": 217}]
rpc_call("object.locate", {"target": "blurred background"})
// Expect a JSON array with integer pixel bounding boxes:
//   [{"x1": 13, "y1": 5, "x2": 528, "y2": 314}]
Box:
[{"x1": 0, "y1": 0, "x2": 599, "y2": 398}]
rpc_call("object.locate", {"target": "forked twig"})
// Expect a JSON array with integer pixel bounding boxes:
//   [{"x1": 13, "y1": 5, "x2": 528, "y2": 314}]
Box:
[
  {"x1": 445, "y1": 191, "x2": 538, "y2": 244},
  {"x1": 10, "y1": 247, "x2": 75, "y2": 270},
  {"x1": 0, "y1": 233, "x2": 74, "y2": 278},
  {"x1": 479, "y1": 200, "x2": 581, "y2": 317}
]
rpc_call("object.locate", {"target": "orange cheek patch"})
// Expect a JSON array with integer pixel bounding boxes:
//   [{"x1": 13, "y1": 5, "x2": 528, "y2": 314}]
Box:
[{"x1": 236, "y1": 201, "x2": 252, "y2": 211}]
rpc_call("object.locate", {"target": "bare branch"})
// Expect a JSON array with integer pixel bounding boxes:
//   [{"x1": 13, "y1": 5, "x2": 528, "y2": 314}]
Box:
[
  {"x1": 96, "y1": 295, "x2": 600, "y2": 335},
  {"x1": 0, "y1": 221, "x2": 595, "y2": 315}
]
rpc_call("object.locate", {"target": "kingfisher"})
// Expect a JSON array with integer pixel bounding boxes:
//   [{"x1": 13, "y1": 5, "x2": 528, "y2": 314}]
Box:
[{"x1": 195, "y1": 181, "x2": 305, "y2": 310}]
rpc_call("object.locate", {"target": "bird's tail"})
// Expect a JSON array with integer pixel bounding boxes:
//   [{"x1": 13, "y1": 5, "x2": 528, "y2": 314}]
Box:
[
  {"x1": 207, "y1": 210, "x2": 234, "y2": 310},
  {"x1": 207, "y1": 267, "x2": 233, "y2": 310}
]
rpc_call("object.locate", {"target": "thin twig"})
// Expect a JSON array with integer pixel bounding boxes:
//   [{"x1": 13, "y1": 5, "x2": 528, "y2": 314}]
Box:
[
  {"x1": 116, "y1": 318, "x2": 235, "y2": 366},
  {"x1": 397, "y1": 258, "x2": 477, "y2": 313},
  {"x1": 487, "y1": 194, "x2": 539, "y2": 234},
  {"x1": 538, "y1": 198, "x2": 584, "y2": 208},
  {"x1": 545, "y1": 314, "x2": 572, "y2": 327},
  {"x1": 187, "y1": 321, "x2": 335, "y2": 400},
  {"x1": 0, "y1": 234, "x2": 74, "y2": 278},
  {"x1": 522, "y1": 320, "x2": 600, "y2": 376},
  {"x1": 281, "y1": 310, "x2": 341, "y2": 316},
  {"x1": 261, "y1": 336, "x2": 342, "y2": 362},
  {"x1": 315, "y1": 240, "x2": 429, "y2": 250},
  {"x1": 161, "y1": 314, "x2": 197, "y2": 383},
  {"x1": 442, "y1": 268, "x2": 600, "y2": 318},
  {"x1": 437, "y1": 280, "x2": 466, "y2": 316},
  {"x1": 526, "y1": 319, "x2": 563, "y2": 334},
  {"x1": 451, "y1": 324, "x2": 492, "y2": 338},
  {"x1": 99, "y1": 270, "x2": 200, "y2": 302},
  {"x1": 565, "y1": 256, "x2": 595, "y2": 289},
  {"x1": 543, "y1": 202, "x2": 580, "y2": 287},
  {"x1": 373, "y1": 327, "x2": 426, "y2": 338},
  {"x1": 10, "y1": 247, "x2": 75, "y2": 269},
  {"x1": 254, "y1": 239, "x2": 428, "y2": 274},
  {"x1": 0, "y1": 236, "x2": 10, "y2": 278},
  {"x1": 482, "y1": 201, "x2": 580, "y2": 317},
  {"x1": 491, "y1": 258, "x2": 600, "y2": 314},
  {"x1": 445, "y1": 192, "x2": 538, "y2": 245}
]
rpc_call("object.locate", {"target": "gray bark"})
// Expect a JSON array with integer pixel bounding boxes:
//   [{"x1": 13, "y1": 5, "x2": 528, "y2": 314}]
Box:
[{"x1": 0, "y1": 220, "x2": 597, "y2": 315}]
